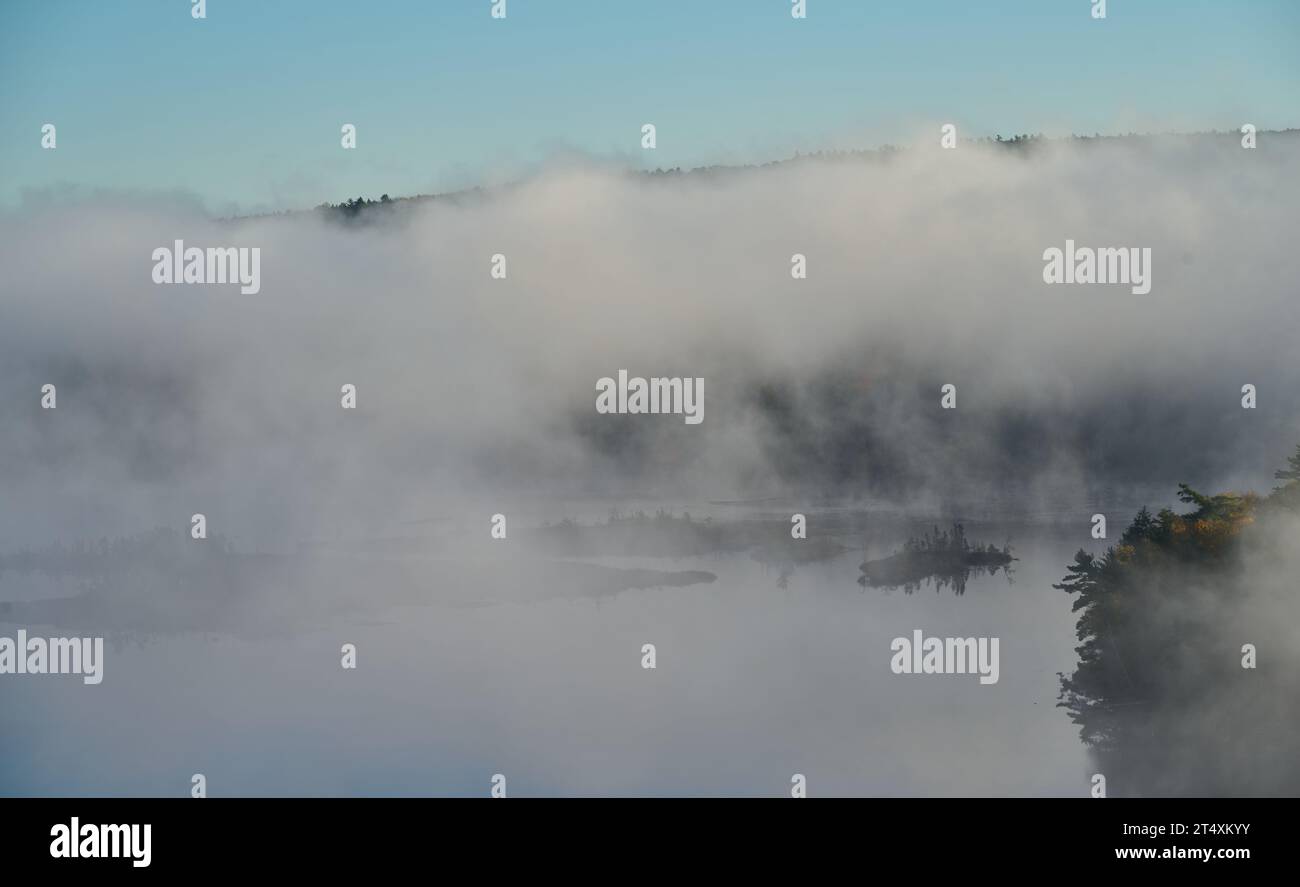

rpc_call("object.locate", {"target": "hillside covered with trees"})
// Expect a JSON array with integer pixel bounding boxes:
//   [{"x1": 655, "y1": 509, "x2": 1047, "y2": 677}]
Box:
[{"x1": 1055, "y1": 445, "x2": 1300, "y2": 795}]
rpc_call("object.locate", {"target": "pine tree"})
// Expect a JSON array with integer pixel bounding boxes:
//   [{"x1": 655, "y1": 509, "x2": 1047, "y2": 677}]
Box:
[
  {"x1": 1274, "y1": 444, "x2": 1300, "y2": 485},
  {"x1": 1053, "y1": 550, "x2": 1098, "y2": 596}
]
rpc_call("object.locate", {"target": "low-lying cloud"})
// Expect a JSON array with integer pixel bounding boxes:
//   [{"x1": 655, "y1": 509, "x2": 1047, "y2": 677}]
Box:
[{"x1": 2, "y1": 132, "x2": 1298, "y2": 546}]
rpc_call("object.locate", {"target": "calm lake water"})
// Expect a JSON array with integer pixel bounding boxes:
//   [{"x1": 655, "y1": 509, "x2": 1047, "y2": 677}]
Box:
[{"x1": 1, "y1": 504, "x2": 1122, "y2": 796}]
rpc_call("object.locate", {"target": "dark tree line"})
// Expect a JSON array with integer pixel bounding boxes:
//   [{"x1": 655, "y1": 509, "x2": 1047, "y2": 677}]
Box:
[{"x1": 1054, "y1": 444, "x2": 1300, "y2": 795}]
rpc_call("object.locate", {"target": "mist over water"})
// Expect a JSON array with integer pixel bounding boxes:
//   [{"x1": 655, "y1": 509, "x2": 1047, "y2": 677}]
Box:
[
  {"x1": 0, "y1": 513, "x2": 1092, "y2": 797},
  {"x1": 2, "y1": 132, "x2": 1298, "y2": 795}
]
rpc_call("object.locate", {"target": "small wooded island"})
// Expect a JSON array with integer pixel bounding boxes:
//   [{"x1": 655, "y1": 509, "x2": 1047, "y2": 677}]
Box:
[{"x1": 859, "y1": 523, "x2": 1015, "y2": 593}]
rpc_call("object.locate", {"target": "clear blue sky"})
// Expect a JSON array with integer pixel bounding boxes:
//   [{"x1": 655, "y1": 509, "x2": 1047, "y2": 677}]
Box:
[{"x1": 2, "y1": 0, "x2": 1297, "y2": 214}]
